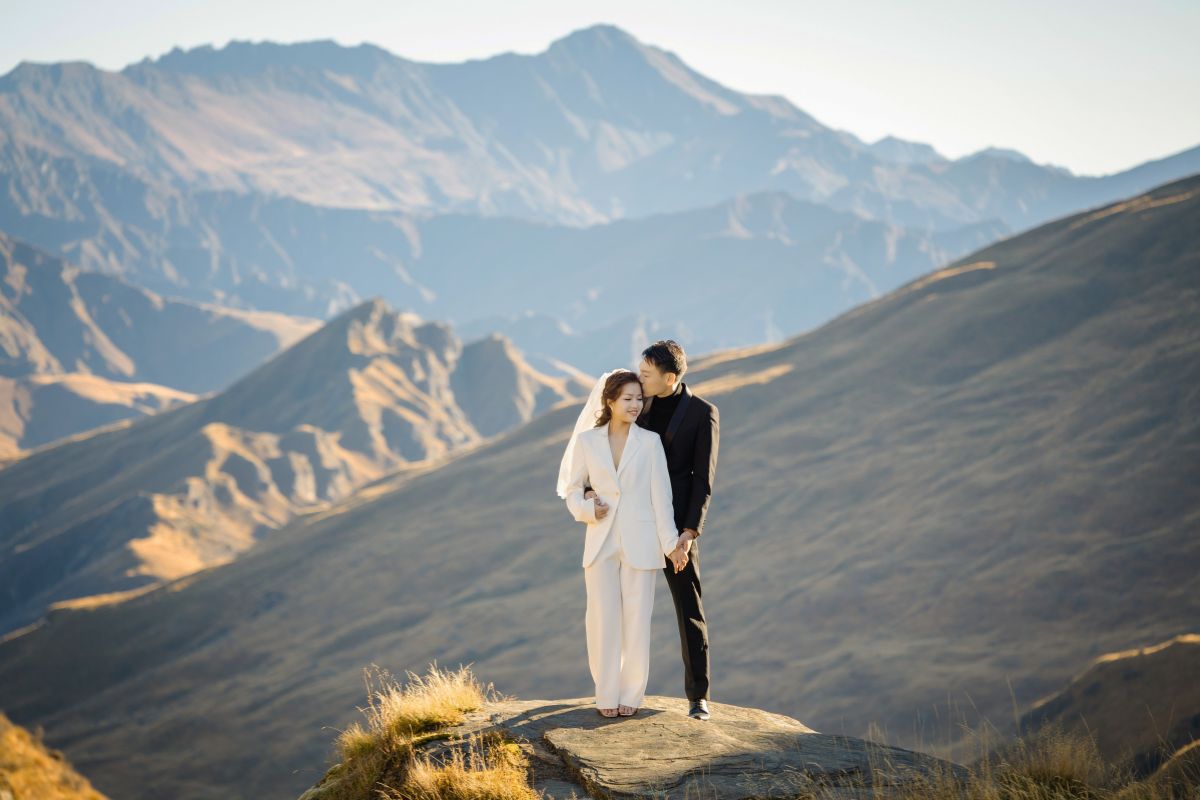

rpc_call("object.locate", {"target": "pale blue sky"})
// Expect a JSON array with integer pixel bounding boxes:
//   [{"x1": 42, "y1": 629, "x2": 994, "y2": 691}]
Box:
[{"x1": 2, "y1": 0, "x2": 1197, "y2": 176}]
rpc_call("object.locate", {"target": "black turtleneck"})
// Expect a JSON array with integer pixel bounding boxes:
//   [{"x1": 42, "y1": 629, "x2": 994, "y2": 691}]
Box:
[{"x1": 642, "y1": 382, "x2": 684, "y2": 435}]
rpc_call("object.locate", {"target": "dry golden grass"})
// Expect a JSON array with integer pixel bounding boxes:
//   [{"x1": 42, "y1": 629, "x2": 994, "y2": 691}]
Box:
[
  {"x1": 0, "y1": 712, "x2": 108, "y2": 800},
  {"x1": 822, "y1": 720, "x2": 1200, "y2": 800},
  {"x1": 311, "y1": 664, "x2": 528, "y2": 800},
  {"x1": 384, "y1": 733, "x2": 539, "y2": 800},
  {"x1": 1144, "y1": 740, "x2": 1200, "y2": 799},
  {"x1": 336, "y1": 663, "x2": 488, "y2": 756}
]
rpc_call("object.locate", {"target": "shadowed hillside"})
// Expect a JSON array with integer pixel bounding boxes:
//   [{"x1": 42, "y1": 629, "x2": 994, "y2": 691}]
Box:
[
  {"x1": 0, "y1": 175, "x2": 1196, "y2": 800},
  {"x1": 1018, "y1": 634, "x2": 1200, "y2": 777},
  {"x1": 0, "y1": 373, "x2": 195, "y2": 457}
]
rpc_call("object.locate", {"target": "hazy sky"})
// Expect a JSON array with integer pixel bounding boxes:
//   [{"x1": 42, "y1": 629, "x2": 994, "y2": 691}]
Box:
[{"x1": 2, "y1": 0, "x2": 1197, "y2": 176}]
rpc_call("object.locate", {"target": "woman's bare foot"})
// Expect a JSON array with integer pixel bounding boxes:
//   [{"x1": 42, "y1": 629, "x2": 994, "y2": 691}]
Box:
[
  {"x1": 598, "y1": 707, "x2": 619, "y2": 718},
  {"x1": 618, "y1": 704, "x2": 638, "y2": 716}
]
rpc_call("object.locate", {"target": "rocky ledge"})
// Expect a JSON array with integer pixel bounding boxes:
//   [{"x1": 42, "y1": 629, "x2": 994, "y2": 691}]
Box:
[{"x1": 425, "y1": 695, "x2": 965, "y2": 799}]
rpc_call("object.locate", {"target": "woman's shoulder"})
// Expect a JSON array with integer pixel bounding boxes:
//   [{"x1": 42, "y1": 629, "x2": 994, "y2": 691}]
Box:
[
  {"x1": 580, "y1": 425, "x2": 606, "y2": 441},
  {"x1": 633, "y1": 424, "x2": 662, "y2": 444}
]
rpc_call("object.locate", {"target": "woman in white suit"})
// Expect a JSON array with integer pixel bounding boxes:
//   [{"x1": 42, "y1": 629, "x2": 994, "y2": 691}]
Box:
[{"x1": 557, "y1": 369, "x2": 688, "y2": 718}]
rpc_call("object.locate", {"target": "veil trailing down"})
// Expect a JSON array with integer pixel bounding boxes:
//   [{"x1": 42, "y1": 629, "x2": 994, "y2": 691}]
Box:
[{"x1": 556, "y1": 370, "x2": 617, "y2": 499}]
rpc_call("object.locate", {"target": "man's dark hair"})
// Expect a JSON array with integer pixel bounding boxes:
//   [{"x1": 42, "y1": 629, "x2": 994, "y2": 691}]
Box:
[{"x1": 642, "y1": 339, "x2": 687, "y2": 379}]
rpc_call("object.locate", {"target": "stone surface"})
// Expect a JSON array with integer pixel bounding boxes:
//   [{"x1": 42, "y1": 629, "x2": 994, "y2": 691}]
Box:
[{"x1": 439, "y1": 696, "x2": 968, "y2": 799}]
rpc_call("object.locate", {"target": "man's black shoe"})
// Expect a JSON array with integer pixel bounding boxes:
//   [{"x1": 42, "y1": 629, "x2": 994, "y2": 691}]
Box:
[{"x1": 688, "y1": 699, "x2": 710, "y2": 720}]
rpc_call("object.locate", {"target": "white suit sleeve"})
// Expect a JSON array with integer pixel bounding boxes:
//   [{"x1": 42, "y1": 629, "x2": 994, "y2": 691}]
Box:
[
  {"x1": 650, "y1": 436, "x2": 678, "y2": 556},
  {"x1": 564, "y1": 435, "x2": 598, "y2": 524}
]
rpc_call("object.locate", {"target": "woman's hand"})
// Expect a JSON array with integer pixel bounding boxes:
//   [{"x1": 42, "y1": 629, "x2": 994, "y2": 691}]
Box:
[
  {"x1": 669, "y1": 546, "x2": 689, "y2": 573},
  {"x1": 583, "y1": 490, "x2": 609, "y2": 520}
]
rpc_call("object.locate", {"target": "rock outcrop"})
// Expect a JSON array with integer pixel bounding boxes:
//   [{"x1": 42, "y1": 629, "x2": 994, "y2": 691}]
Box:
[{"x1": 315, "y1": 696, "x2": 966, "y2": 799}]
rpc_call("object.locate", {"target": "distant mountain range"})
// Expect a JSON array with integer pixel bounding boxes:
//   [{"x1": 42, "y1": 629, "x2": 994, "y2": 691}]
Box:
[
  {"x1": 0, "y1": 297, "x2": 585, "y2": 634},
  {"x1": 0, "y1": 152, "x2": 1010, "y2": 360},
  {"x1": 2, "y1": 24, "x2": 1198, "y2": 359},
  {"x1": 0, "y1": 232, "x2": 317, "y2": 453},
  {"x1": 3, "y1": 25, "x2": 1197, "y2": 231},
  {"x1": 1, "y1": 175, "x2": 1194, "y2": 800}
]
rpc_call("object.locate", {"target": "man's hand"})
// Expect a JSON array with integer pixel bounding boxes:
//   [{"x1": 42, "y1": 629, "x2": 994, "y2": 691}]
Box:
[{"x1": 674, "y1": 530, "x2": 695, "y2": 555}]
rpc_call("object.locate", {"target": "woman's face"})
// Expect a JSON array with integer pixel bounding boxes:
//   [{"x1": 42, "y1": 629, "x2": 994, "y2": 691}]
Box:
[{"x1": 608, "y1": 381, "x2": 645, "y2": 425}]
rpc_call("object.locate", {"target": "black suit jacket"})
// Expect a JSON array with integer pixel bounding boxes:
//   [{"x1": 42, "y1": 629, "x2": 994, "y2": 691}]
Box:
[{"x1": 637, "y1": 382, "x2": 719, "y2": 537}]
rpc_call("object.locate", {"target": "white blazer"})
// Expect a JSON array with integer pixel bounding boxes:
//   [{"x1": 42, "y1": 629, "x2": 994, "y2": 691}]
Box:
[{"x1": 563, "y1": 422, "x2": 679, "y2": 570}]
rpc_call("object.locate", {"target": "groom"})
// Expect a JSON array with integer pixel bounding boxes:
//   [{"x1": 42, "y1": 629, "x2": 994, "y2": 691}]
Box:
[{"x1": 585, "y1": 340, "x2": 719, "y2": 720}]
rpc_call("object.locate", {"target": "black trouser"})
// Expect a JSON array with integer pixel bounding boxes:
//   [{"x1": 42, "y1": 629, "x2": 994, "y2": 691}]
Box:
[{"x1": 662, "y1": 536, "x2": 710, "y2": 701}]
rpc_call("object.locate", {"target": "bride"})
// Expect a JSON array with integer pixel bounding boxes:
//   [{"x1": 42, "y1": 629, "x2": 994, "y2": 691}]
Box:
[{"x1": 557, "y1": 369, "x2": 688, "y2": 718}]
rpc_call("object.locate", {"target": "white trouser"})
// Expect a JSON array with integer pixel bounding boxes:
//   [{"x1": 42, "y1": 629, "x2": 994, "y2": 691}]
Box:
[{"x1": 583, "y1": 522, "x2": 657, "y2": 708}]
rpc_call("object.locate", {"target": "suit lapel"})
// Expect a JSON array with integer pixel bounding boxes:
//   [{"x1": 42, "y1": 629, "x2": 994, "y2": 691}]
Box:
[
  {"x1": 615, "y1": 424, "x2": 640, "y2": 477},
  {"x1": 595, "y1": 424, "x2": 621, "y2": 484},
  {"x1": 664, "y1": 383, "x2": 692, "y2": 451}
]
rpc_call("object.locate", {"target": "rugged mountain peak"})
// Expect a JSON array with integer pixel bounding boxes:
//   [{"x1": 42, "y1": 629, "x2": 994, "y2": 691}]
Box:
[
  {"x1": 451, "y1": 332, "x2": 584, "y2": 438},
  {"x1": 870, "y1": 134, "x2": 947, "y2": 165},
  {"x1": 545, "y1": 23, "x2": 644, "y2": 57},
  {"x1": 125, "y1": 38, "x2": 399, "y2": 78},
  {"x1": 335, "y1": 297, "x2": 426, "y2": 355},
  {"x1": 965, "y1": 145, "x2": 1035, "y2": 164}
]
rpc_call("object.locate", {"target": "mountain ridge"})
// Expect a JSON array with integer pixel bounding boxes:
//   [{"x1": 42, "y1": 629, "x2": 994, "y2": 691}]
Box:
[{"x1": 4, "y1": 23, "x2": 1195, "y2": 232}]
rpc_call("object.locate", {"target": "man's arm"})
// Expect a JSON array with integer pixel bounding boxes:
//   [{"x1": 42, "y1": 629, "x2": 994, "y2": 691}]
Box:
[{"x1": 683, "y1": 403, "x2": 719, "y2": 537}]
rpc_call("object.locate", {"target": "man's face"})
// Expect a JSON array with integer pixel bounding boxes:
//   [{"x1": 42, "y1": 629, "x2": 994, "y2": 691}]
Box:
[{"x1": 638, "y1": 358, "x2": 676, "y2": 398}]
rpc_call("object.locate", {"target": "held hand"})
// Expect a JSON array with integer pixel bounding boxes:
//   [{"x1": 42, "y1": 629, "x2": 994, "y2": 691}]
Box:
[
  {"x1": 674, "y1": 531, "x2": 694, "y2": 555},
  {"x1": 584, "y1": 489, "x2": 597, "y2": 500},
  {"x1": 593, "y1": 497, "x2": 609, "y2": 520},
  {"x1": 669, "y1": 546, "x2": 689, "y2": 573}
]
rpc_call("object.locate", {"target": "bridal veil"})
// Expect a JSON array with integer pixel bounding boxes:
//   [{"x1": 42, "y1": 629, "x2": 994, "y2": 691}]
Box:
[{"x1": 555, "y1": 369, "x2": 620, "y2": 498}]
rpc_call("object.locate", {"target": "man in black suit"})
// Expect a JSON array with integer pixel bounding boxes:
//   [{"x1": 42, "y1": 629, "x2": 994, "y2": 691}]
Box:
[{"x1": 585, "y1": 340, "x2": 719, "y2": 720}]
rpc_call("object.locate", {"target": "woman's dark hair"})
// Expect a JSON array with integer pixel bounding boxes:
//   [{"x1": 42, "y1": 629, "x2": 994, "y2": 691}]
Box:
[
  {"x1": 594, "y1": 370, "x2": 643, "y2": 427},
  {"x1": 642, "y1": 339, "x2": 687, "y2": 379}
]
